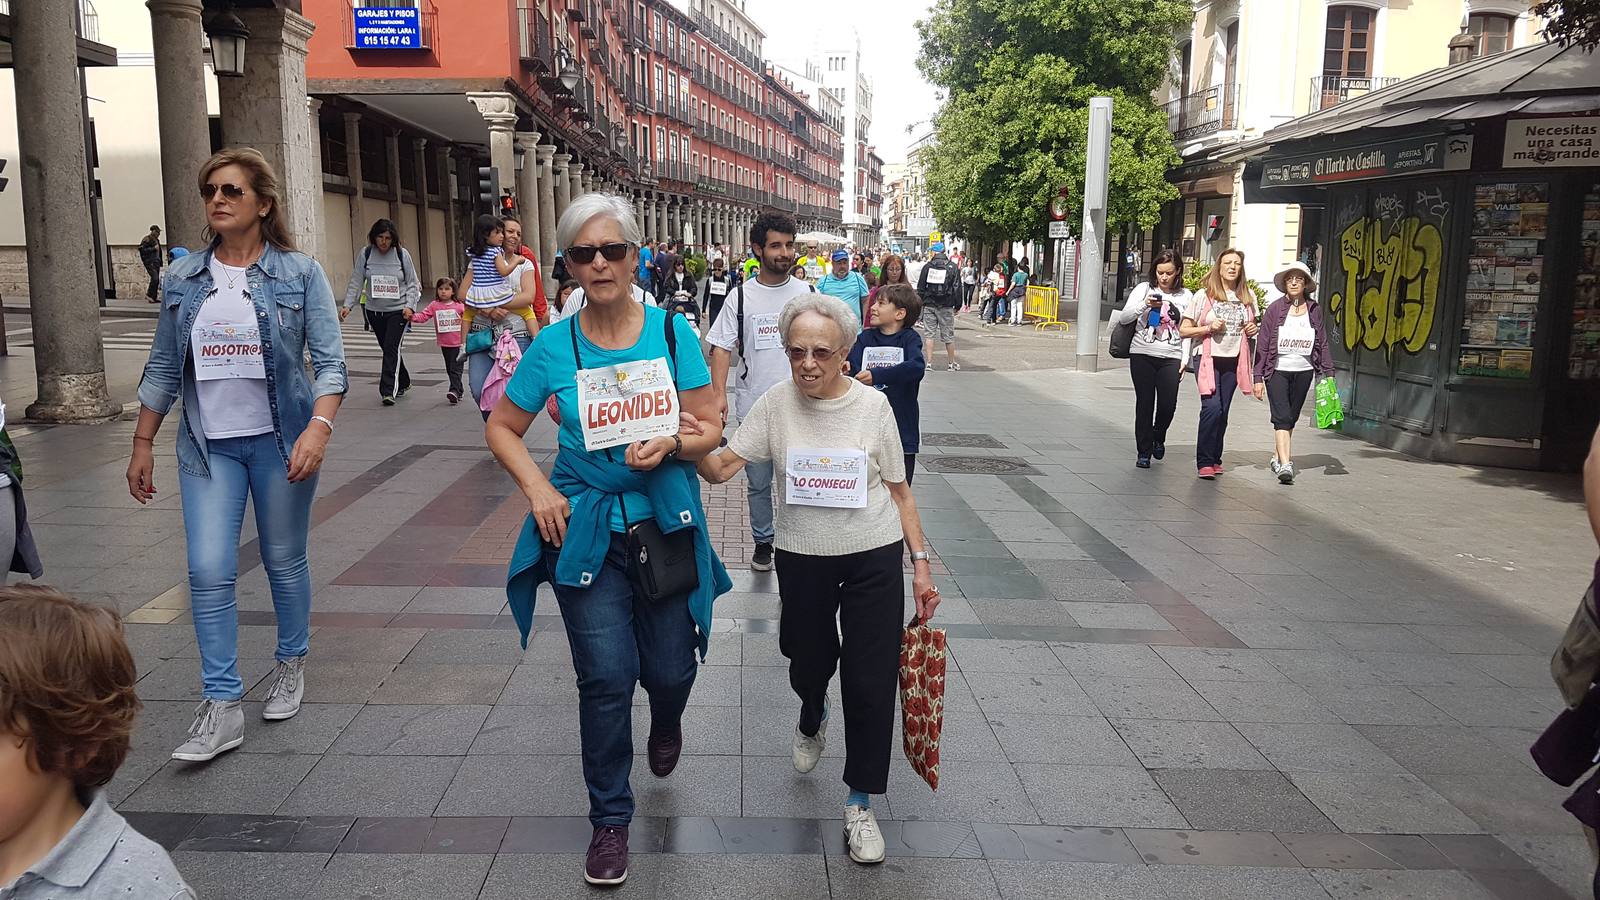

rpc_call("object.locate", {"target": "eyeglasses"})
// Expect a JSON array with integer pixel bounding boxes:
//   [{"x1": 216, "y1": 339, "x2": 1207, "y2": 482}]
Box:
[
  {"x1": 785, "y1": 345, "x2": 841, "y2": 363},
  {"x1": 565, "y1": 242, "x2": 632, "y2": 264},
  {"x1": 200, "y1": 183, "x2": 247, "y2": 202}
]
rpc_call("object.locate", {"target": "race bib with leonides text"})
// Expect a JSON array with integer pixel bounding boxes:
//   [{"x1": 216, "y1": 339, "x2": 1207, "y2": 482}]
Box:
[
  {"x1": 576, "y1": 357, "x2": 680, "y2": 451},
  {"x1": 784, "y1": 447, "x2": 868, "y2": 509}
]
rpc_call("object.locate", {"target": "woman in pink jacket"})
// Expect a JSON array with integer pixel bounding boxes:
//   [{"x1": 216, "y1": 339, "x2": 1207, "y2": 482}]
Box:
[{"x1": 1179, "y1": 248, "x2": 1261, "y2": 480}]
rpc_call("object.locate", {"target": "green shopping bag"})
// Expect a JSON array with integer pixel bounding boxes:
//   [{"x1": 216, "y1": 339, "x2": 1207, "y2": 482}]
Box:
[{"x1": 1315, "y1": 377, "x2": 1343, "y2": 430}]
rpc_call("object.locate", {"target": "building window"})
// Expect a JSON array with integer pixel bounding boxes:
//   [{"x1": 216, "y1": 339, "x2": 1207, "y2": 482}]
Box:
[
  {"x1": 656, "y1": 126, "x2": 666, "y2": 161},
  {"x1": 1324, "y1": 5, "x2": 1374, "y2": 81},
  {"x1": 1468, "y1": 12, "x2": 1514, "y2": 56}
]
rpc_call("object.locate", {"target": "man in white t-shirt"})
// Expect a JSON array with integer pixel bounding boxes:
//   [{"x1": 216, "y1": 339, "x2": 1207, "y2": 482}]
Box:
[{"x1": 707, "y1": 211, "x2": 812, "y2": 572}]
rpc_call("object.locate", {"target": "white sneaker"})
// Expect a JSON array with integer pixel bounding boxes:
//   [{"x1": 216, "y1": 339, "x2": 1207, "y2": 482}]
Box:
[
  {"x1": 844, "y1": 805, "x2": 885, "y2": 864},
  {"x1": 792, "y1": 703, "x2": 828, "y2": 774},
  {"x1": 171, "y1": 699, "x2": 244, "y2": 762},
  {"x1": 261, "y1": 656, "x2": 305, "y2": 721},
  {"x1": 1270, "y1": 458, "x2": 1283, "y2": 475},
  {"x1": 1279, "y1": 461, "x2": 1296, "y2": 485}
]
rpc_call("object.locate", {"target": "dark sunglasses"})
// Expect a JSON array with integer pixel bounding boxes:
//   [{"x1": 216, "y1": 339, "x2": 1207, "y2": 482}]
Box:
[
  {"x1": 200, "y1": 183, "x2": 247, "y2": 201},
  {"x1": 565, "y1": 242, "x2": 632, "y2": 264},
  {"x1": 785, "y1": 345, "x2": 841, "y2": 363}
]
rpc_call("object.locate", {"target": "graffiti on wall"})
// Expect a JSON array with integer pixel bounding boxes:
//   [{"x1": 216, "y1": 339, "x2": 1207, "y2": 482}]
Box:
[{"x1": 1327, "y1": 214, "x2": 1443, "y2": 355}]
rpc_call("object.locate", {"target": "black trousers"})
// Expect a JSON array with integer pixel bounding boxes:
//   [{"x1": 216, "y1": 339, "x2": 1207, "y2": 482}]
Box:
[
  {"x1": 777, "y1": 540, "x2": 904, "y2": 794},
  {"x1": 144, "y1": 261, "x2": 161, "y2": 300},
  {"x1": 440, "y1": 346, "x2": 465, "y2": 395},
  {"x1": 1266, "y1": 368, "x2": 1314, "y2": 431},
  {"x1": 1128, "y1": 354, "x2": 1181, "y2": 455},
  {"x1": 365, "y1": 309, "x2": 411, "y2": 399},
  {"x1": 904, "y1": 453, "x2": 916, "y2": 484}
]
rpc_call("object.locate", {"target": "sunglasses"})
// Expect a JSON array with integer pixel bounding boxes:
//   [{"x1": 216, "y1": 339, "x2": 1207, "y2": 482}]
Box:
[
  {"x1": 785, "y1": 345, "x2": 841, "y2": 363},
  {"x1": 200, "y1": 183, "x2": 247, "y2": 202},
  {"x1": 565, "y1": 242, "x2": 632, "y2": 264}
]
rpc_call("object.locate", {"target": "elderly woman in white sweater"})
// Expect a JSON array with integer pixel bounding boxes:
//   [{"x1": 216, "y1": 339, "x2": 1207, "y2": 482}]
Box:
[{"x1": 696, "y1": 293, "x2": 939, "y2": 867}]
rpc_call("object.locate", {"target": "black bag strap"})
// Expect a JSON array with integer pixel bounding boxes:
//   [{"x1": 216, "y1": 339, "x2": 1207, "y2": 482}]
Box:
[{"x1": 736, "y1": 281, "x2": 748, "y2": 381}]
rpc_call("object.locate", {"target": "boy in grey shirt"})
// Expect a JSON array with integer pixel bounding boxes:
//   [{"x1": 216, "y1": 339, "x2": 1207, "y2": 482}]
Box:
[{"x1": 0, "y1": 586, "x2": 194, "y2": 899}]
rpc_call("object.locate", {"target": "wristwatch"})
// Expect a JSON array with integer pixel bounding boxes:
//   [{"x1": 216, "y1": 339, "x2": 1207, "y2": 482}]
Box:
[{"x1": 909, "y1": 550, "x2": 931, "y2": 563}]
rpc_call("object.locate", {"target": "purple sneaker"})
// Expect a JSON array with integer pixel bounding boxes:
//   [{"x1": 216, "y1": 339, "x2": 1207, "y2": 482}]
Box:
[
  {"x1": 585, "y1": 825, "x2": 629, "y2": 886},
  {"x1": 648, "y1": 724, "x2": 683, "y2": 777}
]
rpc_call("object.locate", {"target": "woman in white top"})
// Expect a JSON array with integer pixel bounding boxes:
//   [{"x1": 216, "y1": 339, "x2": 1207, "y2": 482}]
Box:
[
  {"x1": 1180, "y1": 248, "x2": 1262, "y2": 480},
  {"x1": 696, "y1": 294, "x2": 939, "y2": 867},
  {"x1": 1253, "y1": 261, "x2": 1334, "y2": 485},
  {"x1": 1110, "y1": 249, "x2": 1191, "y2": 468}
]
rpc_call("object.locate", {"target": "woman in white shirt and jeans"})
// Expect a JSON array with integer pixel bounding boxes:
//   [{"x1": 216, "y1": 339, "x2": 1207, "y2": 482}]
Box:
[
  {"x1": 1111, "y1": 249, "x2": 1191, "y2": 468},
  {"x1": 696, "y1": 294, "x2": 939, "y2": 868}
]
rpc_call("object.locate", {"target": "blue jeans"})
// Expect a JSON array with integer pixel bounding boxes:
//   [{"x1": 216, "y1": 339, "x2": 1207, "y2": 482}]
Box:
[
  {"x1": 745, "y1": 457, "x2": 774, "y2": 544},
  {"x1": 550, "y1": 534, "x2": 700, "y2": 826},
  {"x1": 178, "y1": 432, "x2": 317, "y2": 700},
  {"x1": 1197, "y1": 359, "x2": 1239, "y2": 469},
  {"x1": 467, "y1": 331, "x2": 533, "y2": 420}
]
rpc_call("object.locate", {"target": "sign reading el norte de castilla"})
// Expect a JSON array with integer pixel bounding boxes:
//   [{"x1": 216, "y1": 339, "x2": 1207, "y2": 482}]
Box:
[
  {"x1": 1261, "y1": 134, "x2": 1474, "y2": 188},
  {"x1": 1503, "y1": 116, "x2": 1600, "y2": 168}
]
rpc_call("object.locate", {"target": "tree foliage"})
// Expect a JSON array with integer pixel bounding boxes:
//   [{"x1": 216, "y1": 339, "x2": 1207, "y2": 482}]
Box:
[
  {"x1": 1533, "y1": 0, "x2": 1600, "y2": 49},
  {"x1": 915, "y1": 0, "x2": 1191, "y2": 242}
]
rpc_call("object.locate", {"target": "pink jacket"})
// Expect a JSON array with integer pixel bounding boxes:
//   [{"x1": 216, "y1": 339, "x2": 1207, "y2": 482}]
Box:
[
  {"x1": 1189, "y1": 291, "x2": 1258, "y2": 397},
  {"x1": 410, "y1": 299, "x2": 466, "y2": 348}
]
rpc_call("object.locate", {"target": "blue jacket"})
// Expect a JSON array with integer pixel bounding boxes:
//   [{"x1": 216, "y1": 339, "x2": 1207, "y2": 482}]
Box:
[
  {"x1": 138, "y1": 243, "x2": 347, "y2": 477},
  {"x1": 506, "y1": 445, "x2": 732, "y2": 659},
  {"x1": 847, "y1": 328, "x2": 925, "y2": 453}
]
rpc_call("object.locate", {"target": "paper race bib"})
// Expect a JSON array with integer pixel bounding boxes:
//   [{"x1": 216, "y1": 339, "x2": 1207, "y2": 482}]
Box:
[
  {"x1": 576, "y1": 357, "x2": 680, "y2": 451},
  {"x1": 862, "y1": 347, "x2": 904, "y2": 370},
  {"x1": 806, "y1": 263, "x2": 825, "y2": 280},
  {"x1": 193, "y1": 323, "x2": 265, "y2": 381},
  {"x1": 434, "y1": 308, "x2": 462, "y2": 335},
  {"x1": 925, "y1": 266, "x2": 948, "y2": 285},
  {"x1": 709, "y1": 281, "x2": 728, "y2": 296},
  {"x1": 785, "y1": 447, "x2": 868, "y2": 508},
  {"x1": 370, "y1": 274, "x2": 401, "y2": 300},
  {"x1": 752, "y1": 313, "x2": 782, "y2": 350}
]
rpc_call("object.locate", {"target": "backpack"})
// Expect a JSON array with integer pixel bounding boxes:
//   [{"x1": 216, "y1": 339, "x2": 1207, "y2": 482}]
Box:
[
  {"x1": 362, "y1": 245, "x2": 415, "y2": 294},
  {"x1": 919, "y1": 256, "x2": 962, "y2": 308}
]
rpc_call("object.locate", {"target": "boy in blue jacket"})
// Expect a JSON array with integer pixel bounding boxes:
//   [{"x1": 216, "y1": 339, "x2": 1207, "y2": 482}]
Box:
[{"x1": 847, "y1": 283, "x2": 928, "y2": 481}]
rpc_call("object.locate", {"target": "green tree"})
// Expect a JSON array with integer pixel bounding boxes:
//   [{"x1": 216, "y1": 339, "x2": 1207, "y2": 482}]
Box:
[
  {"x1": 916, "y1": 0, "x2": 1191, "y2": 241},
  {"x1": 1532, "y1": 0, "x2": 1600, "y2": 48}
]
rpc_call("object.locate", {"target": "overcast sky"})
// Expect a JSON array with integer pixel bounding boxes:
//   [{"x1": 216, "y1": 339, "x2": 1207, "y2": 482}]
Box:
[{"x1": 750, "y1": 0, "x2": 942, "y2": 164}]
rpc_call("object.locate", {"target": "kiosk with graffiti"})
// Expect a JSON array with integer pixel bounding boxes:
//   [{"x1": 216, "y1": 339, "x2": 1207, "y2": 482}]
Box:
[{"x1": 1326, "y1": 187, "x2": 1445, "y2": 357}]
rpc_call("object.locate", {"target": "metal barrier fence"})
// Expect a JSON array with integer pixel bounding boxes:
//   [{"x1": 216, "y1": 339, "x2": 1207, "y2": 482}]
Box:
[{"x1": 1023, "y1": 286, "x2": 1068, "y2": 331}]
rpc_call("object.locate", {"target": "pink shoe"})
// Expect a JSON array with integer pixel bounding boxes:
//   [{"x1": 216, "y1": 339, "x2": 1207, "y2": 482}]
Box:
[
  {"x1": 1214, "y1": 462, "x2": 1225, "y2": 474},
  {"x1": 1197, "y1": 466, "x2": 1217, "y2": 480}
]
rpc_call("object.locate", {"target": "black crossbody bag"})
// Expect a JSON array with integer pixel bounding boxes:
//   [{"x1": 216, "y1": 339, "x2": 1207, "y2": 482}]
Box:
[{"x1": 569, "y1": 308, "x2": 698, "y2": 602}]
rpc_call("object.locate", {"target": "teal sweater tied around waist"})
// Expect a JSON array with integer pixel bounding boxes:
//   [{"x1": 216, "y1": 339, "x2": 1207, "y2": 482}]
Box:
[{"x1": 505, "y1": 445, "x2": 732, "y2": 659}]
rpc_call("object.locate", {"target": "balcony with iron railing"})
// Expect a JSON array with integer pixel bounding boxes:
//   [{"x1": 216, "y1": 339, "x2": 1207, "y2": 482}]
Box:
[
  {"x1": 1164, "y1": 84, "x2": 1238, "y2": 142},
  {"x1": 1309, "y1": 75, "x2": 1401, "y2": 112},
  {"x1": 516, "y1": 5, "x2": 555, "y2": 70}
]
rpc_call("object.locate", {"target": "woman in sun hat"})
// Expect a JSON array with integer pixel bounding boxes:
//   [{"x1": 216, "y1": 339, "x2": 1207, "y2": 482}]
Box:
[{"x1": 1252, "y1": 259, "x2": 1333, "y2": 485}]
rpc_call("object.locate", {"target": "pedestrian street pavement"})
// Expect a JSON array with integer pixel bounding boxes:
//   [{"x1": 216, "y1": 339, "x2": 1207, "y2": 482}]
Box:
[{"x1": 14, "y1": 315, "x2": 1600, "y2": 899}]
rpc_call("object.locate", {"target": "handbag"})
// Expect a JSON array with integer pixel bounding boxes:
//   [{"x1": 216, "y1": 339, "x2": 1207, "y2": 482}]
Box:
[
  {"x1": 1109, "y1": 317, "x2": 1137, "y2": 359},
  {"x1": 900, "y1": 611, "x2": 948, "y2": 790},
  {"x1": 464, "y1": 326, "x2": 494, "y2": 355},
  {"x1": 1554, "y1": 583, "x2": 1600, "y2": 708},
  {"x1": 1531, "y1": 681, "x2": 1600, "y2": 786}
]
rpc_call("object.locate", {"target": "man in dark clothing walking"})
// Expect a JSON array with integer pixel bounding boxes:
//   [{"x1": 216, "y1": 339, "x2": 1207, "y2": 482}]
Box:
[{"x1": 138, "y1": 225, "x2": 163, "y2": 302}]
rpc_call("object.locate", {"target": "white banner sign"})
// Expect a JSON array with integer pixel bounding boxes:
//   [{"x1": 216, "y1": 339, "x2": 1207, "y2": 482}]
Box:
[{"x1": 1503, "y1": 117, "x2": 1600, "y2": 168}]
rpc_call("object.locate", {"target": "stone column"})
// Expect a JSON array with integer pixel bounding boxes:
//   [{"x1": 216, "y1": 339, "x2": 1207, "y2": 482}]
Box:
[
  {"x1": 655, "y1": 197, "x2": 668, "y2": 246},
  {"x1": 441, "y1": 147, "x2": 460, "y2": 278},
  {"x1": 217, "y1": 7, "x2": 319, "y2": 252},
  {"x1": 567, "y1": 160, "x2": 584, "y2": 203},
  {"x1": 343, "y1": 112, "x2": 365, "y2": 266},
  {"x1": 385, "y1": 129, "x2": 403, "y2": 224},
  {"x1": 634, "y1": 193, "x2": 647, "y2": 232},
  {"x1": 644, "y1": 196, "x2": 658, "y2": 243},
  {"x1": 147, "y1": 0, "x2": 211, "y2": 250},
  {"x1": 12, "y1": 0, "x2": 117, "y2": 419},
  {"x1": 551, "y1": 153, "x2": 572, "y2": 224},
  {"x1": 307, "y1": 97, "x2": 327, "y2": 263},
  {"x1": 467, "y1": 92, "x2": 518, "y2": 208},
  {"x1": 513, "y1": 131, "x2": 541, "y2": 256},
  {"x1": 411, "y1": 137, "x2": 431, "y2": 281},
  {"x1": 581, "y1": 169, "x2": 595, "y2": 194},
  {"x1": 535, "y1": 144, "x2": 558, "y2": 293}
]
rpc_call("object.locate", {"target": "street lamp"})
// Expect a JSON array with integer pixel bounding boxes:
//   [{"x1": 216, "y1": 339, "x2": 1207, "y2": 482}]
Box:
[
  {"x1": 205, "y1": 4, "x2": 250, "y2": 78},
  {"x1": 556, "y1": 46, "x2": 582, "y2": 93}
]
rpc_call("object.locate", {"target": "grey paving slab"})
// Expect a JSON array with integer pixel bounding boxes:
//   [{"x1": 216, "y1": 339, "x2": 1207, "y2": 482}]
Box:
[
  {"x1": 1410, "y1": 684, "x2": 1564, "y2": 728},
  {"x1": 987, "y1": 860, "x2": 1335, "y2": 900},
  {"x1": 121, "y1": 754, "x2": 320, "y2": 815},
  {"x1": 366, "y1": 663, "x2": 515, "y2": 705},
  {"x1": 1286, "y1": 772, "x2": 1483, "y2": 834},
  {"x1": 1060, "y1": 602, "x2": 1175, "y2": 631},
  {"x1": 1353, "y1": 725, "x2": 1540, "y2": 775},
  {"x1": 1502, "y1": 833, "x2": 1596, "y2": 900},
  {"x1": 168, "y1": 851, "x2": 332, "y2": 900},
  {"x1": 1151, "y1": 769, "x2": 1338, "y2": 833},
  {"x1": 1355, "y1": 652, "x2": 1504, "y2": 687},
  {"x1": 135, "y1": 656, "x2": 278, "y2": 702},
  {"x1": 1418, "y1": 773, "x2": 1574, "y2": 835},
  {"x1": 278, "y1": 755, "x2": 462, "y2": 817},
  {"x1": 435, "y1": 755, "x2": 591, "y2": 817},
  {"x1": 1049, "y1": 643, "x2": 1180, "y2": 679},
  {"x1": 654, "y1": 853, "x2": 831, "y2": 900},
  {"x1": 496, "y1": 663, "x2": 581, "y2": 705},
  {"x1": 306, "y1": 852, "x2": 493, "y2": 900},
  {"x1": 328, "y1": 704, "x2": 492, "y2": 756},
  {"x1": 888, "y1": 760, "x2": 1041, "y2": 825},
  {"x1": 467, "y1": 704, "x2": 582, "y2": 755},
  {"x1": 478, "y1": 853, "x2": 662, "y2": 899},
  {"x1": 972, "y1": 598, "x2": 1081, "y2": 627},
  {"x1": 403, "y1": 586, "x2": 508, "y2": 615},
  {"x1": 950, "y1": 638, "x2": 1067, "y2": 673},
  {"x1": 954, "y1": 573, "x2": 1056, "y2": 600},
  {"x1": 308, "y1": 627, "x2": 427, "y2": 662},
  {"x1": 1014, "y1": 764, "x2": 1188, "y2": 829},
  {"x1": 1109, "y1": 719, "x2": 1274, "y2": 770},
  {"x1": 630, "y1": 705, "x2": 745, "y2": 757},
  {"x1": 232, "y1": 702, "x2": 362, "y2": 756},
  {"x1": 965, "y1": 671, "x2": 1099, "y2": 717},
  {"x1": 922, "y1": 704, "x2": 1006, "y2": 762},
  {"x1": 401, "y1": 628, "x2": 528, "y2": 665},
  {"x1": 824, "y1": 855, "x2": 1003, "y2": 899},
  {"x1": 1297, "y1": 683, "x2": 1459, "y2": 726},
  {"x1": 741, "y1": 756, "x2": 866, "y2": 819},
  {"x1": 629, "y1": 755, "x2": 745, "y2": 818},
  {"x1": 988, "y1": 714, "x2": 1138, "y2": 767},
  {"x1": 1310, "y1": 868, "x2": 1499, "y2": 900},
  {"x1": 741, "y1": 700, "x2": 844, "y2": 759},
  {"x1": 1078, "y1": 676, "x2": 1224, "y2": 721},
  {"x1": 1125, "y1": 829, "x2": 1299, "y2": 867},
  {"x1": 1151, "y1": 646, "x2": 1289, "y2": 683},
  {"x1": 1186, "y1": 680, "x2": 1342, "y2": 724},
  {"x1": 306, "y1": 585, "x2": 421, "y2": 613},
  {"x1": 245, "y1": 660, "x2": 397, "y2": 705},
  {"x1": 1257, "y1": 649, "x2": 1391, "y2": 686},
  {"x1": 1234, "y1": 723, "x2": 1409, "y2": 774},
  {"x1": 1464, "y1": 652, "x2": 1553, "y2": 689}
]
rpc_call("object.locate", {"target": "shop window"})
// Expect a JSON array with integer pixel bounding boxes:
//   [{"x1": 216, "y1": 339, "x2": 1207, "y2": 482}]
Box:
[
  {"x1": 1567, "y1": 183, "x2": 1600, "y2": 378},
  {"x1": 1323, "y1": 6, "x2": 1373, "y2": 81},
  {"x1": 1460, "y1": 181, "x2": 1547, "y2": 379},
  {"x1": 1468, "y1": 12, "x2": 1514, "y2": 57}
]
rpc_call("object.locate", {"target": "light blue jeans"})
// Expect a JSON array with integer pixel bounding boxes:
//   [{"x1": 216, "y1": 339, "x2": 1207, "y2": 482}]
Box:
[
  {"x1": 746, "y1": 458, "x2": 775, "y2": 544},
  {"x1": 467, "y1": 330, "x2": 533, "y2": 421},
  {"x1": 178, "y1": 432, "x2": 317, "y2": 700}
]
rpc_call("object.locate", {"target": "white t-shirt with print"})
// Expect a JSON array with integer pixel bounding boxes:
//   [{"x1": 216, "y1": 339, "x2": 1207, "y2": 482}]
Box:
[
  {"x1": 706, "y1": 275, "x2": 814, "y2": 419},
  {"x1": 191, "y1": 257, "x2": 273, "y2": 440},
  {"x1": 1205, "y1": 292, "x2": 1250, "y2": 358},
  {"x1": 1276, "y1": 310, "x2": 1315, "y2": 372}
]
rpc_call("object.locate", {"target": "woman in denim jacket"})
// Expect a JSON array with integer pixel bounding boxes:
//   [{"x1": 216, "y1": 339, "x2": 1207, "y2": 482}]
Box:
[{"x1": 126, "y1": 149, "x2": 347, "y2": 762}]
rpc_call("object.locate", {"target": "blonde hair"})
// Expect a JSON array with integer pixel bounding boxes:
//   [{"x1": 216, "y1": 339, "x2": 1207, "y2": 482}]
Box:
[
  {"x1": 198, "y1": 148, "x2": 296, "y2": 251},
  {"x1": 1202, "y1": 248, "x2": 1246, "y2": 301}
]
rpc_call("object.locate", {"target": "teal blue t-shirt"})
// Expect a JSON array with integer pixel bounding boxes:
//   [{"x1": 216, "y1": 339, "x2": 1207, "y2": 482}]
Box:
[
  {"x1": 816, "y1": 271, "x2": 869, "y2": 307},
  {"x1": 505, "y1": 305, "x2": 710, "y2": 531}
]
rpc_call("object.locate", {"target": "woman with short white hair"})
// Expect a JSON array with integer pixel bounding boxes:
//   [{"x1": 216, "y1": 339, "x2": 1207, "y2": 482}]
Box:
[
  {"x1": 697, "y1": 293, "x2": 940, "y2": 867},
  {"x1": 487, "y1": 192, "x2": 730, "y2": 888}
]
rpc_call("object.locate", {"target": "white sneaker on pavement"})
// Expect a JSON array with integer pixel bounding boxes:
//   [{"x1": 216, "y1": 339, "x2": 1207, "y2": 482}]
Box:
[
  {"x1": 261, "y1": 656, "x2": 305, "y2": 720},
  {"x1": 792, "y1": 702, "x2": 828, "y2": 773},
  {"x1": 171, "y1": 699, "x2": 244, "y2": 762},
  {"x1": 844, "y1": 805, "x2": 886, "y2": 864}
]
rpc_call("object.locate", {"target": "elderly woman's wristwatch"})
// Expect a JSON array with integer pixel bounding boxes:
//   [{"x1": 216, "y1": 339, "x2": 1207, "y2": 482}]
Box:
[{"x1": 909, "y1": 550, "x2": 931, "y2": 563}]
